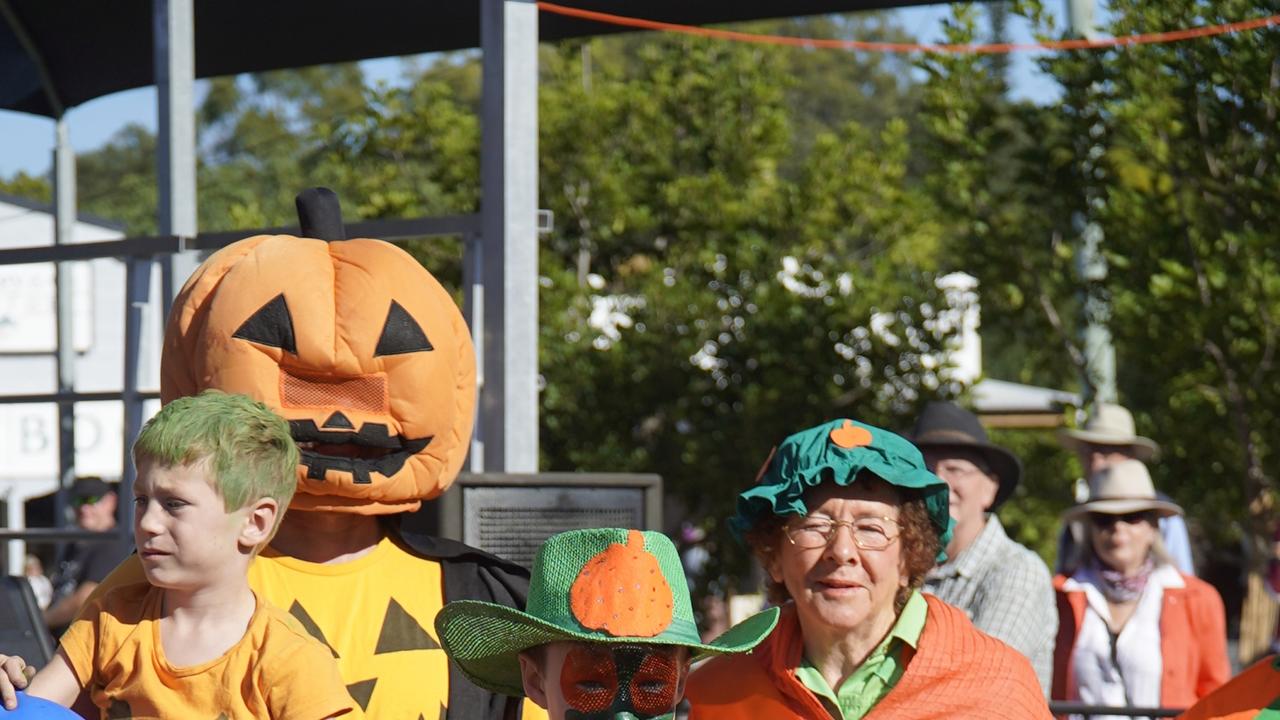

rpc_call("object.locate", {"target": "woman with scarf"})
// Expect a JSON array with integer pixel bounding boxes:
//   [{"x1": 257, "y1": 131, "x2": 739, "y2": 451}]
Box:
[{"x1": 1052, "y1": 459, "x2": 1229, "y2": 715}]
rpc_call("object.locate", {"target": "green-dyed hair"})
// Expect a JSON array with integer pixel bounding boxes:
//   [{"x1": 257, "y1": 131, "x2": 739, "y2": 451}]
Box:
[{"x1": 132, "y1": 390, "x2": 298, "y2": 530}]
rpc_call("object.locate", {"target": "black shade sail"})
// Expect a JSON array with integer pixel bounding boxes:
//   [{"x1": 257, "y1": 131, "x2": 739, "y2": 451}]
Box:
[{"x1": 1, "y1": 0, "x2": 935, "y2": 118}]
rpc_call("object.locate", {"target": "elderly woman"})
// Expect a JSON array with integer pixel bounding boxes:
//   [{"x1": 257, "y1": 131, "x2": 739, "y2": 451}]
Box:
[
  {"x1": 1052, "y1": 459, "x2": 1229, "y2": 714},
  {"x1": 686, "y1": 418, "x2": 1050, "y2": 719}
]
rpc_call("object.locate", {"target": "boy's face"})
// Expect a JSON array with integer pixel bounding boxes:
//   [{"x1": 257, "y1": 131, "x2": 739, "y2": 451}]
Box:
[
  {"x1": 520, "y1": 642, "x2": 690, "y2": 720},
  {"x1": 133, "y1": 458, "x2": 274, "y2": 591}
]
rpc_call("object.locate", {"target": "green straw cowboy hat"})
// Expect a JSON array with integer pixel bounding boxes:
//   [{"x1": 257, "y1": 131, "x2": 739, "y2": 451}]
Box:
[{"x1": 435, "y1": 528, "x2": 779, "y2": 697}]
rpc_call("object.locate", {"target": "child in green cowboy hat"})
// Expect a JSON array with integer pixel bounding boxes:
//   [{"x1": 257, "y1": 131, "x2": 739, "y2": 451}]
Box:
[{"x1": 435, "y1": 528, "x2": 778, "y2": 719}]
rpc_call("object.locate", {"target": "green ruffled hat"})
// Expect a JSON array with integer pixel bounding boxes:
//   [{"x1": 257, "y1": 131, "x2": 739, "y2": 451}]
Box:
[
  {"x1": 435, "y1": 528, "x2": 779, "y2": 697},
  {"x1": 731, "y1": 418, "x2": 954, "y2": 562}
]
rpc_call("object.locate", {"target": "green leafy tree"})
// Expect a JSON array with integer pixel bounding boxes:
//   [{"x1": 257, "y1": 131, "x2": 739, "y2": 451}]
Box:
[
  {"x1": 536, "y1": 31, "x2": 965, "y2": 587},
  {"x1": 1075, "y1": 0, "x2": 1280, "y2": 653},
  {"x1": 2, "y1": 12, "x2": 971, "y2": 593},
  {"x1": 916, "y1": 3, "x2": 1087, "y2": 563},
  {"x1": 924, "y1": 0, "x2": 1280, "y2": 650}
]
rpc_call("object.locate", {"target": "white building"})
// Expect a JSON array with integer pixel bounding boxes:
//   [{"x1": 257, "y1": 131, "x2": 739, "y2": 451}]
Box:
[{"x1": 0, "y1": 193, "x2": 163, "y2": 570}]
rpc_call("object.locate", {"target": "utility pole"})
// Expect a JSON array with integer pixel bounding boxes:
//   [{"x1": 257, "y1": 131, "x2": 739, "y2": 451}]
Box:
[{"x1": 1066, "y1": 0, "x2": 1116, "y2": 405}]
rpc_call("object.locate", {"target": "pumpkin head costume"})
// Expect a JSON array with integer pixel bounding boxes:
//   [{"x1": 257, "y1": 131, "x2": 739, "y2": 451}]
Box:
[
  {"x1": 98, "y1": 189, "x2": 534, "y2": 719},
  {"x1": 436, "y1": 528, "x2": 778, "y2": 720},
  {"x1": 161, "y1": 190, "x2": 474, "y2": 514}
]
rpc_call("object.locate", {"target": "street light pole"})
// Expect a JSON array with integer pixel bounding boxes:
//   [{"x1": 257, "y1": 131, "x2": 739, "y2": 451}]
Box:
[{"x1": 1066, "y1": 0, "x2": 1116, "y2": 405}]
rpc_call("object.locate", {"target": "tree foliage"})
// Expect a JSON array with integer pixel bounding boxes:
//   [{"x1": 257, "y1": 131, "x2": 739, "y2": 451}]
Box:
[{"x1": 3, "y1": 2, "x2": 1276, "y2": 604}]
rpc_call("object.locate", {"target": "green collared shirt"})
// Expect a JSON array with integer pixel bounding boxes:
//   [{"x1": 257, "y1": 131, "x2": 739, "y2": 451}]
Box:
[{"x1": 794, "y1": 590, "x2": 928, "y2": 720}]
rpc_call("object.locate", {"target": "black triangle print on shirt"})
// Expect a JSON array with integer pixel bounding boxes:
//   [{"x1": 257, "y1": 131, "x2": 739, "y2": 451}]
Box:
[
  {"x1": 346, "y1": 679, "x2": 377, "y2": 712},
  {"x1": 106, "y1": 698, "x2": 132, "y2": 719},
  {"x1": 288, "y1": 600, "x2": 339, "y2": 657},
  {"x1": 374, "y1": 597, "x2": 441, "y2": 654}
]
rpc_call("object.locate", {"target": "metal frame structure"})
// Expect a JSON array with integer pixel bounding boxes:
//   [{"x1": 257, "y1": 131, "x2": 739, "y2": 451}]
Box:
[{"x1": 0, "y1": 0, "x2": 543, "y2": 541}]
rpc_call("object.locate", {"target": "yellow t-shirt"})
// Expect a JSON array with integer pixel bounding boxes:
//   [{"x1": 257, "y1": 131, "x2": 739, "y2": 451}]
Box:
[
  {"x1": 89, "y1": 539, "x2": 548, "y2": 720},
  {"x1": 61, "y1": 582, "x2": 353, "y2": 720},
  {"x1": 249, "y1": 536, "x2": 452, "y2": 719}
]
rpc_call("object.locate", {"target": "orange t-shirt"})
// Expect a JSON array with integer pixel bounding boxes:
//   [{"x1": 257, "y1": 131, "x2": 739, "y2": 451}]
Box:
[{"x1": 61, "y1": 582, "x2": 353, "y2": 720}]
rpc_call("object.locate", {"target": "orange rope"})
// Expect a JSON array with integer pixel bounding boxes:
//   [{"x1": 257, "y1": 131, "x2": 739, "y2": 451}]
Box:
[{"x1": 537, "y1": 2, "x2": 1280, "y2": 54}]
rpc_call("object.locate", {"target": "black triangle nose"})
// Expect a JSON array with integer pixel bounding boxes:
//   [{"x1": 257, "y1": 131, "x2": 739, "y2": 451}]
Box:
[{"x1": 322, "y1": 411, "x2": 354, "y2": 430}]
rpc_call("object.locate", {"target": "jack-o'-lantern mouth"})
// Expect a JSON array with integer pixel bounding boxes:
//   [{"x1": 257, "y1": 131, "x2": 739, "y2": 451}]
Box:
[{"x1": 288, "y1": 419, "x2": 432, "y2": 485}]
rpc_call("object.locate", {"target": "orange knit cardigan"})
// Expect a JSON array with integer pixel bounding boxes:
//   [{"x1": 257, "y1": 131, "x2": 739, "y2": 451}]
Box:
[
  {"x1": 686, "y1": 596, "x2": 1051, "y2": 719},
  {"x1": 1051, "y1": 572, "x2": 1230, "y2": 708}
]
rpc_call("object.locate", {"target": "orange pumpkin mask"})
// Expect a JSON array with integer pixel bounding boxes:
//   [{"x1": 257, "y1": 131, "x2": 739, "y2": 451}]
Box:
[{"x1": 161, "y1": 231, "x2": 475, "y2": 515}]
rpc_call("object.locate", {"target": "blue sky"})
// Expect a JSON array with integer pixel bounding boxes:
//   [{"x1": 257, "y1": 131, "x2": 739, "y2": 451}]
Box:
[{"x1": 0, "y1": 3, "x2": 1063, "y2": 178}]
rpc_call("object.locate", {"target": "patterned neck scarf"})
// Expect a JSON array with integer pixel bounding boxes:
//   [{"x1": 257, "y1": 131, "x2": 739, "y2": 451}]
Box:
[{"x1": 1093, "y1": 557, "x2": 1155, "y2": 603}]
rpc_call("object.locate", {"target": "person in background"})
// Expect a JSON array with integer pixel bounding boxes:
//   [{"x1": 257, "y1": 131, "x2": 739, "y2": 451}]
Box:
[
  {"x1": 910, "y1": 401, "x2": 1057, "y2": 694},
  {"x1": 42, "y1": 477, "x2": 134, "y2": 634},
  {"x1": 686, "y1": 418, "x2": 1051, "y2": 719},
  {"x1": 1267, "y1": 522, "x2": 1280, "y2": 656},
  {"x1": 22, "y1": 555, "x2": 53, "y2": 611},
  {"x1": 1052, "y1": 459, "x2": 1228, "y2": 716},
  {"x1": 1057, "y1": 403, "x2": 1195, "y2": 575}
]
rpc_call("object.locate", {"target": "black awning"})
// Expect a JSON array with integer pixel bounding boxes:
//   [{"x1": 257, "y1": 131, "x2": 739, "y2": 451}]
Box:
[{"x1": 0, "y1": 0, "x2": 937, "y2": 118}]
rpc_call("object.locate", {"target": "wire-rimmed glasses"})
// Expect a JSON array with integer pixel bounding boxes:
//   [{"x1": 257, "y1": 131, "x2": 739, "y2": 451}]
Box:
[{"x1": 783, "y1": 516, "x2": 900, "y2": 550}]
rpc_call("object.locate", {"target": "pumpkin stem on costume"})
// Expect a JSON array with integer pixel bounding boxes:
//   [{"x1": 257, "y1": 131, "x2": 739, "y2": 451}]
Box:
[
  {"x1": 569, "y1": 530, "x2": 675, "y2": 638},
  {"x1": 296, "y1": 187, "x2": 346, "y2": 241}
]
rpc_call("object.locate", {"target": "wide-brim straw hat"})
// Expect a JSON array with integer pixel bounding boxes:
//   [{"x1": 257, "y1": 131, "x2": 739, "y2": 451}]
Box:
[
  {"x1": 1058, "y1": 403, "x2": 1161, "y2": 462},
  {"x1": 1062, "y1": 458, "x2": 1182, "y2": 521},
  {"x1": 909, "y1": 401, "x2": 1022, "y2": 511},
  {"x1": 731, "y1": 418, "x2": 954, "y2": 563},
  {"x1": 434, "y1": 528, "x2": 779, "y2": 697}
]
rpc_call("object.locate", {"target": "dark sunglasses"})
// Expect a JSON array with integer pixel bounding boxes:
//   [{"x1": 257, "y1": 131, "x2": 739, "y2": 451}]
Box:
[
  {"x1": 1089, "y1": 511, "x2": 1154, "y2": 528},
  {"x1": 72, "y1": 495, "x2": 104, "y2": 508}
]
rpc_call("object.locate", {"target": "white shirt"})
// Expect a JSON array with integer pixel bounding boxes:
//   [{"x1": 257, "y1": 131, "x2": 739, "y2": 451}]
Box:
[{"x1": 1064, "y1": 564, "x2": 1185, "y2": 720}]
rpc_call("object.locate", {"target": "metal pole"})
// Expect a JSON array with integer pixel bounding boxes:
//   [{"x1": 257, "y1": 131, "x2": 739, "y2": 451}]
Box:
[
  {"x1": 52, "y1": 118, "x2": 76, "y2": 531},
  {"x1": 155, "y1": 0, "x2": 199, "y2": 309},
  {"x1": 1067, "y1": 0, "x2": 1116, "y2": 405},
  {"x1": 1076, "y1": 218, "x2": 1116, "y2": 404},
  {"x1": 463, "y1": 232, "x2": 485, "y2": 473},
  {"x1": 120, "y1": 258, "x2": 150, "y2": 531},
  {"x1": 480, "y1": 0, "x2": 539, "y2": 473},
  {"x1": 121, "y1": 0, "x2": 197, "y2": 527},
  {"x1": 1066, "y1": 0, "x2": 1099, "y2": 41}
]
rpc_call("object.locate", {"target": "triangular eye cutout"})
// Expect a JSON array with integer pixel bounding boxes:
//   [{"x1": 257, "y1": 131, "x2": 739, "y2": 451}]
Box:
[
  {"x1": 232, "y1": 294, "x2": 297, "y2": 354},
  {"x1": 375, "y1": 300, "x2": 433, "y2": 357}
]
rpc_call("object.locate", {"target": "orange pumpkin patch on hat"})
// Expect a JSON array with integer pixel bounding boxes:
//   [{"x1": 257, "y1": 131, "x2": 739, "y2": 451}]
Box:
[{"x1": 161, "y1": 189, "x2": 475, "y2": 514}]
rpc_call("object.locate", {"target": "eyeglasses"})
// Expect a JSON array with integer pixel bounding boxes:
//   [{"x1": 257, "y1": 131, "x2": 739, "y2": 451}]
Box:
[
  {"x1": 1089, "y1": 511, "x2": 1154, "y2": 529},
  {"x1": 72, "y1": 495, "x2": 103, "y2": 508},
  {"x1": 783, "y1": 517, "x2": 900, "y2": 550}
]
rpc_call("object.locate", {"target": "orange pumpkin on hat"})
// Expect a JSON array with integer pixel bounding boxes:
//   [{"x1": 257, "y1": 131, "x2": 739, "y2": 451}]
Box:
[{"x1": 160, "y1": 189, "x2": 475, "y2": 514}]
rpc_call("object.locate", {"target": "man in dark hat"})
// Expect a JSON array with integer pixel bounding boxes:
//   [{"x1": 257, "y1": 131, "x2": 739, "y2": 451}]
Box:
[
  {"x1": 43, "y1": 477, "x2": 134, "y2": 634},
  {"x1": 911, "y1": 401, "x2": 1056, "y2": 694}
]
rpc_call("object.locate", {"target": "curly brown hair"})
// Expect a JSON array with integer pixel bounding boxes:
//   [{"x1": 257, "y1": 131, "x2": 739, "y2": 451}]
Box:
[{"x1": 743, "y1": 473, "x2": 941, "y2": 613}]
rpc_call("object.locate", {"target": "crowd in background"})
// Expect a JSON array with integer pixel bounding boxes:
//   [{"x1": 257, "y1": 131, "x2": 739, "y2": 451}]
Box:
[{"x1": 681, "y1": 401, "x2": 1250, "y2": 718}]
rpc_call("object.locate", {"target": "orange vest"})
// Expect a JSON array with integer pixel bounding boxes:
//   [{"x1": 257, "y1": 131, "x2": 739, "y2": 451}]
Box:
[
  {"x1": 686, "y1": 596, "x2": 1051, "y2": 719},
  {"x1": 1051, "y1": 573, "x2": 1230, "y2": 708},
  {"x1": 1176, "y1": 654, "x2": 1280, "y2": 720}
]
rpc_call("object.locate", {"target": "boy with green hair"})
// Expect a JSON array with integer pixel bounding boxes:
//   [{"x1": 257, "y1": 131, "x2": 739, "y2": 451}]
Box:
[
  {"x1": 0, "y1": 390, "x2": 354, "y2": 719},
  {"x1": 435, "y1": 527, "x2": 778, "y2": 719}
]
